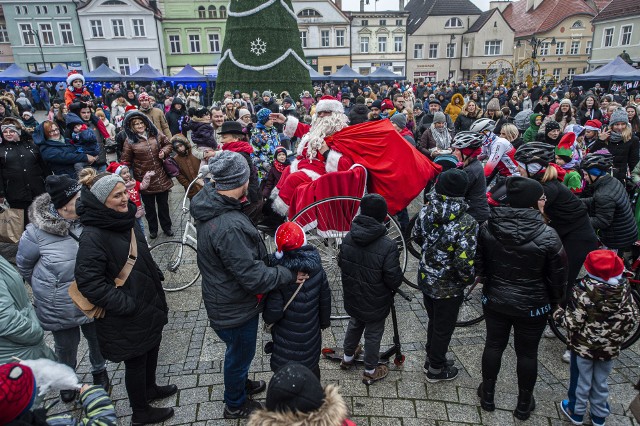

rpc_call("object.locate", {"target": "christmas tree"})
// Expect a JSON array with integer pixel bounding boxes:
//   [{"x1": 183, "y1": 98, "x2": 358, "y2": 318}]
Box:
[{"x1": 214, "y1": 0, "x2": 312, "y2": 100}]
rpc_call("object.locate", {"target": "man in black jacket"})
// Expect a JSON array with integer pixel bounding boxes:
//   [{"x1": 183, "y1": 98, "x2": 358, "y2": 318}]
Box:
[{"x1": 190, "y1": 151, "x2": 307, "y2": 420}]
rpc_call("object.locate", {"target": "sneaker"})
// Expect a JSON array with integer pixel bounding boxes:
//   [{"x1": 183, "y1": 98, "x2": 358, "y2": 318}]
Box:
[
  {"x1": 362, "y1": 365, "x2": 389, "y2": 385},
  {"x1": 340, "y1": 344, "x2": 363, "y2": 370},
  {"x1": 423, "y1": 358, "x2": 455, "y2": 374},
  {"x1": 590, "y1": 413, "x2": 606, "y2": 426},
  {"x1": 426, "y1": 366, "x2": 459, "y2": 383},
  {"x1": 246, "y1": 379, "x2": 266, "y2": 396},
  {"x1": 560, "y1": 400, "x2": 584, "y2": 425},
  {"x1": 562, "y1": 350, "x2": 571, "y2": 364},
  {"x1": 223, "y1": 399, "x2": 264, "y2": 419},
  {"x1": 544, "y1": 326, "x2": 556, "y2": 338}
]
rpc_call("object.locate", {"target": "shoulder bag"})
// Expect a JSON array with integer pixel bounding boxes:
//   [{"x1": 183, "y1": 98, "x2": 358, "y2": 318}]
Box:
[{"x1": 263, "y1": 281, "x2": 305, "y2": 333}]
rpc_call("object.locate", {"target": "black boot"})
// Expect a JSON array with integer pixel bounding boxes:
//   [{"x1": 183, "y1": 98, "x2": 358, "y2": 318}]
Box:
[
  {"x1": 477, "y1": 379, "x2": 496, "y2": 412},
  {"x1": 513, "y1": 389, "x2": 536, "y2": 420},
  {"x1": 146, "y1": 384, "x2": 178, "y2": 402},
  {"x1": 131, "y1": 407, "x2": 174, "y2": 425},
  {"x1": 92, "y1": 370, "x2": 110, "y2": 392}
]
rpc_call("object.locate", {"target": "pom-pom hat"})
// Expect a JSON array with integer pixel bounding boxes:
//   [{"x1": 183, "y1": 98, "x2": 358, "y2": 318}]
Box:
[
  {"x1": 66, "y1": 70, "x2": 85, "y2": 86},
  {"x1": 584, "y1": 249, "x2": 625, "y2": 284},
  {"x1": 274, "y1": 222, "x2": 307, "y2": 259},
  {"x1": 315, "y1": 95, "x2": 344, "y2": 114},
  {"x1": 0, "y1": 363, "x2": 36, "y2": 424}
]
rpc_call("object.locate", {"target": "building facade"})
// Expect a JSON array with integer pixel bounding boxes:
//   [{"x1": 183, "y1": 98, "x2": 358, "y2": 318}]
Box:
[
  {"x1": 1, "y1": 0, "x2": 87, "y2": 72},
  {"x1": 157, "y1": 0, "x2": 226, "y2": 76},
  {"x1": 0, "y1": 6, "x2": 14, "y2": 70},
  {"x1": 590, "y1": 0, "x2": 639, "y2": 69},
  {"x1": 347, "y1": 10, "x2": 409, "y2": 77},
  {"x1": 292, "y1": 0, "x2": 350, "y2": 75},
  {"x1": 77, "y1": 0, "x2": 164, "y2": 74}
]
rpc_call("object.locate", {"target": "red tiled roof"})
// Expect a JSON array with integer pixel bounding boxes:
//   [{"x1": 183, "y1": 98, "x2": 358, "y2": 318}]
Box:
[
  {"x1": 503, "y1": 0, "x2": 608, "y2": 38},
  {"x1": 593, "y1": 0, "x2": 636, "y2": 22}
]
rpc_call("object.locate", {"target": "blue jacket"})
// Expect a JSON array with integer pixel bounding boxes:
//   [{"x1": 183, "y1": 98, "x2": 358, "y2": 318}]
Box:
[{"x1": 33, "y1": 122, "x2": 87, "y2": 178}]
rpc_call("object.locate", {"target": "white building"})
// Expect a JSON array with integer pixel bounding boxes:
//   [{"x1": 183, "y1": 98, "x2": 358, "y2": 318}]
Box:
[{"x1": 77, "y1": 0, "x2": 165, "y2": 74}]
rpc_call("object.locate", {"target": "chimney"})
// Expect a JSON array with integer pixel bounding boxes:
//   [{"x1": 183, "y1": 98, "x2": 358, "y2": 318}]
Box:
[
  {"x1": 400, "y1": 0, "x2": 405, "y2": 10},
  {"x1": 360, "y1": 0, "x2": 365, "y2": 11},
  {"x1": 335, "y1": 0, "x2": 342, "y2": 10}
]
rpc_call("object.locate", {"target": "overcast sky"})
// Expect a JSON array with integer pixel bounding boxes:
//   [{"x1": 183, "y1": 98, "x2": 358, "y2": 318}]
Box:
[{"x1": 341, "y1": 0, "x2": 492, "y2": 12}]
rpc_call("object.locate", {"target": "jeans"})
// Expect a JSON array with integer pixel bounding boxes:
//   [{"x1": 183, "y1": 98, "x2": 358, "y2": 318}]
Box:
[
  {"x1": 567, "y1": 352, "x2": 613, "y2": 418},
  {"x1": 51, "y1": 322, "x2": 106, "y2": 374},
  {"x1": 123, "y1": 345, "x2": 160, "y2": 410},
  {"x1": 343, "y1": 317, "x2": 386, "y2": 370},
  {"x1": 562, "y1": 238, "x2": 597, "y2": 306},
  {"x1": 136, "y1": 217, "x2": 146, "y2": 236},
  {"x1": 141, "y1": 191, "x2": 172, "y2": 234},
  {"x1": 424, "y1": 295, "x2": 462, "y2": 370},
  {"x1": 214, "y1": 315, "x2": 259, "y2": 408},
  {"x1": 481, "y1": 307, "x2": 547, "y2": 391},
  {"x1": 396, "y1": 208, "x2": 409, "y2": 234}
]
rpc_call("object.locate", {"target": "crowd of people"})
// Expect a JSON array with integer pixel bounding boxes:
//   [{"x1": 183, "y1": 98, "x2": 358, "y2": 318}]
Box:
[{"x1": 2, "y1": 69, "x2": 640, "y2": 426}]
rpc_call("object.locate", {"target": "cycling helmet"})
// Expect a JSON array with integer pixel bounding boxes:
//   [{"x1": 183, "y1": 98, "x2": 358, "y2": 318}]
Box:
[
  {"x1": 469, "y1": 118, "x2": 496, "y2": 133},
  {"x1": 451, "y1": 131, "x2": 484, "y2": 149},
  {"x1": 581, "y1": 150, "x2": 613, "y2": 171},
  {"x1": 514, "y1": 142, "x2": 555, "y2": 166}
]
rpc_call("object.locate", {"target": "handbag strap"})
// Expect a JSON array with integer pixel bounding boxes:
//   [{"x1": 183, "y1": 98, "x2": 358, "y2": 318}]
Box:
[
  {"x1": 283, "y1": 281, "x2": 304, "y2": 312},
  {"x1": 114, "y1": 229, "x2": 137, "y2": 287}
]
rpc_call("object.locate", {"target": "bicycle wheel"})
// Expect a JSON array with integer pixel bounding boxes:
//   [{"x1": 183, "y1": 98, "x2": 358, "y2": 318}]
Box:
[
  {"x1": 150, "y1": 241, "x2": 200, "y2": 292},
  {"x1": 456, "y1": 279, "x2": 485, "y2": 327},
  {"x1": 406, "y1": 214, "x2": 422, "y2": 260}
]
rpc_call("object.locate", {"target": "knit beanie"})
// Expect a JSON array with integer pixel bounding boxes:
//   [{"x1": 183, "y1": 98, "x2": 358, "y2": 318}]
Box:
[
  {"x1": 506, "y1": 176, "x2": 544, "y2": 208},
  {"x1": 435, "y1": 169, "x2": 468, "y2": 197},
  {"x1": 237, "y1": 108, "x2": 250, "y2": 118},
  {"x1": 138, "y1": 92, "x2": 150, "y2": 102},
  {"x1": 274, "y1": 222, "x2": 307, "y2": 259},
  {"x1": 360, "y1": 193, "x2": 388, "y2": 223},
  {"x1": 208, "y1": 150, "x2": 250, "y2": 191},
  {"x1": 487, "y1": 98, "x2": 500, "y2": 111},
  {"x1": 262, "y1": 91, "x2": 271, "y2": 98},
  {"x1": 266, "y1": 364, "x2": 325, "y2": 413},
  {"x1": 356, "y1": 95, "x2": 366, "y2": 105},
  {"x1": 390, "y1": 113, "x2": 407, "y2": 129},
  {"x1": 610, "y1": 107, "x2": 629, "y2": 125},
  {"x1": 545, "y1": 120, "x2": 560, "y2": 132},
  {"x1": 414, "y1": 100, "x2": 423, "y2": 110},
  {"x1": 45, "y1": 175, "x2": 81, "y2": 209},
  {"x1": 584, "y1": 249, "x2": 625, "y2": 285},
  {"x1": 1, "y1": 124, "x2": 21, "y2": 136},
  {"x1": 380, "y1": 99, "x2": 394, "y2": 112},
  {"x1": 371, "y1": 100, "x2": 383, "y2": 110},
  {"x1": 257, "y1": 107, "x2": 272, "y2": 124},
  {"x1": 559, "y1": 98, "x2": 572, "y2": 107},
  {"x1": 0, "y1": 363, "x2": 36, "y2": 424},
  {"x1": 282, "y1": 97, "x2": 294, "y2": 105},
  {"x1": 90, "y1": 173, "x2": 125, "y2": 204},
  {"x1": 433, "y1": 111, "x2": 446, "y2": 124}
]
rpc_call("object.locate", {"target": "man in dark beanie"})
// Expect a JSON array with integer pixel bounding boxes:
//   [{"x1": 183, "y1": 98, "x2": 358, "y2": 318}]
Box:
[
  {"x1": 369, "y1": 99, "x2": 383, "y2": 121},
  {"x1": 190, "y1": 150, "x2": 308, "y2": 419},
  {"x1": 338, "y1": 193, "x2": 403, "y2": 385},
  {"x1": 412, "y1": 169, "x2": 478, "y2": 383}
]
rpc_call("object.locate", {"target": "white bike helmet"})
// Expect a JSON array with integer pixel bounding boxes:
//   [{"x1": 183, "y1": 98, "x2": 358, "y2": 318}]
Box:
[{"x1": 469, "y1": 118, "x2": 496, "y2": 133}]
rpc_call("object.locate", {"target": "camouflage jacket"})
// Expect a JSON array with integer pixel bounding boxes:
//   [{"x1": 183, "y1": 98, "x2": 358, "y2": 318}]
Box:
[
  {"x1": 554, "y1": 276, "x2": 637, "y2": 360},
  {"x1": 412, "y1": 191, "x2": 478, "y2": 299}
]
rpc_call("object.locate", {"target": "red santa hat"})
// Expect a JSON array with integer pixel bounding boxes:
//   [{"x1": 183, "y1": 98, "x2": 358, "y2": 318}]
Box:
[
  {"x1": 274, "y1": 222, "x2": 307, "y2": 259},
  {"x1": 380, "y1": 99, "x2": 394, "y2": 112},
  {"x1": 315, "y1": 95, "x2": 344, "y2": 114},
  {"x1": 66, "y1": 70, "x2": 85, "y2": 86},
  {"x1": 584, "y1": 249, "x2": 625, "y2": 284},
  {"x1": 0, "y1": 363, "x2": 36, "y2": 424},
  {"x1": 125, "y1": 105, "x2": 138, "y2": 113},
  {"x1": 584, "y1": 119, "x2": 602, "y2": 131},
  {"x1": 106, "y1": 161, "x2": 127, "y2": 175}
]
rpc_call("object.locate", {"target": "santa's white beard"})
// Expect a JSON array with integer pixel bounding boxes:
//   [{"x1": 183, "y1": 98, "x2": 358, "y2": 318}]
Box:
[{"x1": 298, "y1": 112, "x2": 349, "y2": 159}]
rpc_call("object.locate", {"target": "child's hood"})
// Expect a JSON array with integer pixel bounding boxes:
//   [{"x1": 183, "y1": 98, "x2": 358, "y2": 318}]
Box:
[
  {"x1": 581, "y1": 275, "x2": 630, "y2": 313},
  {"x1": 270, "y1": 245, "x2": 322, "y2": 274}
]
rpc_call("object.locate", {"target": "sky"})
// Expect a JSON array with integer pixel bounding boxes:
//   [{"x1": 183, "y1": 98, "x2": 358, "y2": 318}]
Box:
[{"x1": 341, "y1": 0, "x2": 492, "y2": 12}]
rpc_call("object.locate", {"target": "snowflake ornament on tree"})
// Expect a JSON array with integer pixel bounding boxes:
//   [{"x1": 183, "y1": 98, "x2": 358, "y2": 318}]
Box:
[{"x1": 250, "y1": 38, "x2": 267, "y2": 56}]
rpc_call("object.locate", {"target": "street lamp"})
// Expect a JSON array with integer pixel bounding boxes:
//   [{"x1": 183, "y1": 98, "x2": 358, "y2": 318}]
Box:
[
  {"x1": 27, "y1": 29, "x2": 46, "y2": 73},
  {"x1": 448, "y1": 34, "x2": 456, "y2": 81},
  {"x1": 517, "y1": 36, "x2": 556, "y2": 83}
]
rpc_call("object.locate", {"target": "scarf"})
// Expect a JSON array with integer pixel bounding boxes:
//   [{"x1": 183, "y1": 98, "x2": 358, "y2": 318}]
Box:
[
  {"x1": 222, "y1": 141, "x2": 254, "y2": 154},
  {"x1": 139, "y1": 104, "x2": 152, "y2": 113},
  {"x1": 609, "y1": 131, "x2": 623, "y2": 143},
  {"x1": 430, "y1": 123, "x2": 451, "y2": 150},
  {"x1": 77, "y1": 187, "x2": 137, "y2": 232},
  {"x1": 274, "y1": 159, "x2": 287, "y2": 173}
]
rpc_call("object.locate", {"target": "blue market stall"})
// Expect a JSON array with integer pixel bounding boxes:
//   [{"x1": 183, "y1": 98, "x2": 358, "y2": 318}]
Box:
[
  {"x1": 85, "y1": 64, "x2": 126, "y2": 82},
  {"x1": 129, "y1": 64, "x2": 166, "y2": 82},
  {"x1": 0, "y1": 64, "x2": 38, "y2": 82},
  {"x1": 366, "y1": 66, "x2": 405, "y2": 82},
  {"x1": 329, "y1": 64, "x2": 365, "y2": 82}
]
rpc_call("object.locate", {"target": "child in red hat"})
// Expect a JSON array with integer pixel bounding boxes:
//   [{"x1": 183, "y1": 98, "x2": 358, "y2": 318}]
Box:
[
  {"x1": 262, "y1": 222, "x2": 331, "y2": 379},
  {"x1": 554, "y1": 250, "x2": 636, "y2": 426}
]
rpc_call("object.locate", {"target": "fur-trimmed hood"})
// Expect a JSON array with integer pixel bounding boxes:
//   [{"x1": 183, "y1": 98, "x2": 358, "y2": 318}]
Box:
[
  {"x1": 122, "y1": 110, "x2": 159, "y2": 143},
  {"x1": 27, "y1": 193, "x2": 76, "y2": 237},
  {"x1": 247, "y1": 385, "x2": 350, "y2": 426},
  {"x1": 271, "y1": 245, "x2": 322, "y2": 274}
]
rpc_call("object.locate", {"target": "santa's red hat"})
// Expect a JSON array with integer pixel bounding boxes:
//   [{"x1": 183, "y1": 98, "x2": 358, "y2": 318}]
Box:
[
  {"x1": 106, "y1": 161, "x2": 127, "y2": 175},
  {"x1": 584, "y1": 249, "x2": 625, "y2": 284},
  {"x1": 66, "y1": 70, "x2": 85, "y2": 86},
  {"x1": 125, "y1": 105, "x2": 138, "y2": 113},
  {"x1": 584, "y1": 119, "x2": 602, "y2": 131},
  {"x1": 315, "y1": 95, "x2": 344, "y2": 114},
  {"x1": 275, "y1": 222, "x2": 307, "y2": 259},
  {"x1": 0, "y1": 363, "x2": 36, "y2": 424},
  {"x1": 380, "y1": 99, "x2": 394, "y2": 112}
]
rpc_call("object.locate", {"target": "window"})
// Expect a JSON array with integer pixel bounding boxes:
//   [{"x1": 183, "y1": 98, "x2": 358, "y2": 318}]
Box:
[
  {"x1": 445, "y1": 17, "x2": 463, "y2": 28},
  {"x1": 198, "y1": 6, "x2": 205, "y2": 18},
  {"x1": 15, "y1": 5, "x2": 22, "y2": 14},
  {"x1": 0, "y1": 25, "x2": 8, "y2": 43},
  {"x1": 570, "y1": 40, "x2": 580, "y2": 55},
  {"x1": 169, "y1": 34, "x2": 181, "y2": 53},
  {"x1": 42, "y1": 6, "x2": 48, "y2": 13},
  {"x1": 35, "y1": 6, "x2": 41, "y2": 14},
  {"x1": 361, "y1": 19, "x2": 368, "y2": 26},
  {"x1": 56, "y1": 5, "x2": 61, "y2": 13},
  {"x1": 396, "y1": 19, "x2": 403, "y2": 26},
  {"x1": 378, "y1": 36, "x2": 387, "y2": 52},
  {"x1": 219, "y1": 6, "x2": 226, "y2": 18},
  {"x1": 189, "y1": 34, "x2": 201, "y2": 53},
  {"x1": 413, "y1": 43, "x2": 423, "y2": 59},
  {"x1": 321, "y1": 30, "x2": 329, "y2": 47},
  {"x1": 484, "y1": 40, "x2": 502, "y2": 55},
  {"x1": 360, "y1": 36, "x2": 369, "y2": 53},
  {"x1": 539, "y1": 42, "x2": 550, "y2": 55},
  {"x1": 336, "y1": 30, "x2": 345, "y2": 47},
  {"x1": 586, "y1": 41, "x2": 592, "y2": 55},
  {"x1": 298, "y1": 9, "x2": 321, "y2": 17},
  {"x1": 567, "y1": 68, "x2": 576, "y2": 78},
  {"x1": 555, "y1": 41, "x2": 565, "y2": 55},
  {"x1": 463, "y1": 41, "x2": 470, "y2": 57},
  {"x1": 572, "y1": 20, "x2": 583, "y2": 29},
  {"x1": 39, "y1": 24, "x2": 54, "y2": 45},
  {"x1": 552, "y1": 68, "x2": 561, "y2": 80},
  {"x1": 117, "y1": 58, "x2": 130, "y2": 75},
  {"x1": 322, "y1": 66, "x2": 332, "y2": 76},
  {"x1": 138, "y1": 57, "x2": 149, "y2": 67},
  {"x1": 394, "y1": 36, "x2": 403, "y2": 52},
  {"x1": 428, "y1": 43, "x2": 438, "y2": 59},
  {"x1": 300, "y1": 31, "x2": 307, "y2": 48},
  {"x1": 20, "y1": 24, "x2": 34, "y2": 45},
  {"x1": 90, "y1": 20, "x2": 104, "y2": 38},
  {"x1": 380, "y1": 19, "x2": 386, "y2": 26},
  {"x1": 208, "y1": 6, "x2": 216, "y2": 18},
  {"x1": 446, "y1": 43, "x2": 455, "y2": 58},
  {"x1": 540, "y1": 69, "x2": 547, "y2": 78},
  {"x1": 208, "y1": 33, "x2": 220, "y2": 53},
  {"x1": 132, "y1": 19, "x2": 145, "y2": 37},
  {"x1": 62, "y1": 6, "x2": 67, "y2": 13},
  {"x1": 112, "y1": 19, "x2": 125, "y2": 37},
  {"x1": 621, "y1": 25, "x2": 632, "y2": 45},
  {"x1": 604, "y1": 28, "x2": 614, "y2": 47}
]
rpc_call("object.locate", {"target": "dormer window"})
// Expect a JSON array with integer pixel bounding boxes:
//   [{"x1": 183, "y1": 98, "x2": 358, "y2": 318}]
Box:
[
  {"x1": 445, "y1": 17, "x2": 463, "y2": 28},
  {"x1": 572, "y1": 20, "x2": 584, "y2": 29},
  {"x1": 298, "y1": 8, "x2": 322, "y2": 17}
]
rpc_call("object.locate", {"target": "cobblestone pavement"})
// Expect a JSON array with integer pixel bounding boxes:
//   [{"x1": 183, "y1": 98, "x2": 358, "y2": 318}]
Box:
[{"x1": 10, "y1": 111, "x2": 640, "y2": 425}]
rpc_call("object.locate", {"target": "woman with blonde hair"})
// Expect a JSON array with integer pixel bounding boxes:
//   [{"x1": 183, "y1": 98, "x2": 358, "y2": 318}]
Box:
[
  {"x1": 499, "y1": 123, "x2": 524, "y2": 149},
  {"x1": 454, "y1": 100, "x2": 483, "y2": 132}
]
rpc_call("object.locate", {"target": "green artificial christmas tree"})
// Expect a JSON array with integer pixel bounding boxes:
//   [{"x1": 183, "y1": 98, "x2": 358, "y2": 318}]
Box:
[{"x1": 214, "y1": 0, "x2": 312, "y2": 101}]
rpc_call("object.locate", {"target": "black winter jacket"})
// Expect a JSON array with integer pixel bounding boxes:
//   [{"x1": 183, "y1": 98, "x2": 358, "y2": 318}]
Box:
[
  {"x1": 165, "y1": 98, "x2": 187, "y2": 136},
  {"x1": 476, "y1": 207, "x2": 568, "y2": 318},
  {"x1": 0, "y1": 138, "x2": 48, "y2": 209},
  {"x1": 263, "y1": 246, "x2": 331, "y2": 372},
  {"x1": 454, "y1": 113, "x2": 479, "y2": 133},
  {"x1": 338, "y1": 215, "x2": 403, "y2": 323},
  {"x1": 190, "y1": 185, "x2": 294, "y2": 329},
  {"x1": 581, "y1": 175, "x2": 637, "y2": 249},
  {"x1": 463, "y1": 159, "x2": 490, "y2": 223},
  {"x1": 588, "y1": 136, "x2": 640, "y2": 183},
  {"x1": 74, "y1": 188, "x2": 168, "y2": 362}
]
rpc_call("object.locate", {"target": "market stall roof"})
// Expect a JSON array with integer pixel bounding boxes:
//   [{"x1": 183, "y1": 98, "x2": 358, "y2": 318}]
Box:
[
  {"x1": 84, "y1": 64, "x2": 126, "y2": 82},
  {"x1": 573, "y1": 56, "x2": 640, "y2": 82},
  {"x1": 31, "y1": 64, "x2": 70, "y2": 82},
  {"x1": 0, "y1": 63, "x2": 38, "y2": 81},
  {"x1": 167, "y1": 64, "x2": 208, "y2": 82},
  {"x1": 329, "y1": 64, "x2": 364, "y2": 81},
  {"x1": 366, "y1": 66, "x2": 405, "y2": 82},
  {"x1": 309, "y1": 67, "x2": 330, "y2": 81},
  {"x1": 128, "y1": 64, "x2": 166, "y2": 81}
]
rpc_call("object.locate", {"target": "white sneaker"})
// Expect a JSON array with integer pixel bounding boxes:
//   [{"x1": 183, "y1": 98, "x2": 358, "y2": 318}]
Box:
[
  {"x1": 544, "y1": 326, "x2": 556, "y2": 338},
  {"x1": 562, "y1": 350, "x2": 571, "y2": 363}
]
